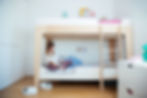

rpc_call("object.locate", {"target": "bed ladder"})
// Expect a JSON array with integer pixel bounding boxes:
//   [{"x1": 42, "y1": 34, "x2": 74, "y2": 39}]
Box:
[{"x1": 99, "y1": 24, "x2": 123, "y2": 90}]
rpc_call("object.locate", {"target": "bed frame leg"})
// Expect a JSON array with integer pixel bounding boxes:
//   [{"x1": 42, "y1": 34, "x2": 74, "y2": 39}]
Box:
[
  {"x1": 99, "y1": 25, "x2": 105, "y2": 90},
  {"x1": 99, "y1": 66, "x2": 105, "y2": 90},
  {"x1": 99, "y1": 81, "x2": 104, "y2": 90},
  {"x1": 34, "y1": 76, "x2": 40, "y2": 91}
]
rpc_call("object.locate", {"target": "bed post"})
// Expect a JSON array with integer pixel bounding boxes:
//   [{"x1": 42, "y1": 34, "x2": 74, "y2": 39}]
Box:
[
  {"x1": 34, "y1": 28, "x2": 43, "y2": 90},
  {"x1": 117, "y1": 26, "x2": 123, "y2": 59},
  {"x1": 99, "y1": 25, "x2": 105, "y2": 90},
  {"x1": 125, "y1": 27, "x2": 133, "y2": 59}
]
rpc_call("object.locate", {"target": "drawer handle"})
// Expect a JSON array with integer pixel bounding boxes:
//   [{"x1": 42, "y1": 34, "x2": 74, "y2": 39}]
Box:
[
  {"x1": 128, "y1": 63, "x2": 133, "y2": 69},
  {"x1": 126, "y1": 88, "x2": 134, "y2": 95}
]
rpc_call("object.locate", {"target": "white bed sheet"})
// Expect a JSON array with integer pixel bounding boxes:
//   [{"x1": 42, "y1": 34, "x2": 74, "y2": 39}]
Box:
[{"x1": 40, "y1": 65, "x2": 117, "y2": 81}]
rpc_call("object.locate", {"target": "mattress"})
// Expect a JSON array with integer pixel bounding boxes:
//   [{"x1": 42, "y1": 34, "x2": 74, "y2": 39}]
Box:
[
  {"x1": 37, "y1": 18, "x2": 131, "y2": 26},
  {"x1": 40, "y1": 65, "x2": 117, "y2": 81},
  {"x1": 36, "y1": 18, "x2": 131, "y2": 35}
]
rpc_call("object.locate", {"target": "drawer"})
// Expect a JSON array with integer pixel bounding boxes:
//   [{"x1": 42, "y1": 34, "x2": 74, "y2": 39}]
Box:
[
  {"x1": 118, "y1": 81, "x2": 147, "y2": 98},
  {"x1": 118, "y1": 62, "x2": 147, "y2": 82}
]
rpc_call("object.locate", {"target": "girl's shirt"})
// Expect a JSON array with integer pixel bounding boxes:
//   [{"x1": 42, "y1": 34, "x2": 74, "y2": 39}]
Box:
[{"x1": 44, "y1": 54, "x2": 59, "y2": 66}]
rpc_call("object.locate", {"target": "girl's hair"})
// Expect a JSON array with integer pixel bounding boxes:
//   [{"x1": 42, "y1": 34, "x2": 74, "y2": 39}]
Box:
[{"x1": 46, "y1": 40, "x2": 54, "y2": 50}]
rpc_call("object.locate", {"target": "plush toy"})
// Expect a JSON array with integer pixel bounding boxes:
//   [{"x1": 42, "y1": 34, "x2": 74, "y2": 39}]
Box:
[
  {"x1": 79, "y1": 7, "x2": 96, "y2": 17},
  {"x1": 62, "y1": 11, "x2": 68, "y2": 18},
  {"x1": 79, "y1": 7, "x2": 89, "y2": 17},
  {"x1": 142, "y1": 44, "x2": 147, "y2": 61}
]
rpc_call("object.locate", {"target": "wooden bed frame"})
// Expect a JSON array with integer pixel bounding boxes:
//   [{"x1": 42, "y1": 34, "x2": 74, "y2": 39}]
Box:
[{"x1": 34, "y1": 20, "x2": 133, "y2": 90}]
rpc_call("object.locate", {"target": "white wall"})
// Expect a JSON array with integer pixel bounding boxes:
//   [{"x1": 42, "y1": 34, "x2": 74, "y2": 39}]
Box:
[
  {"x1": 0, "y1": 0, "x2": 28, "y2": 90},
  {"x1": 114, "y1": 0, "x2": 147, "y2": 54}
]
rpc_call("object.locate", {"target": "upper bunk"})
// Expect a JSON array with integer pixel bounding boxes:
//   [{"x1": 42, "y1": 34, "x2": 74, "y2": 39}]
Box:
[{"x1": 36, "y1": 18, "x2": 132, "y2": 38}]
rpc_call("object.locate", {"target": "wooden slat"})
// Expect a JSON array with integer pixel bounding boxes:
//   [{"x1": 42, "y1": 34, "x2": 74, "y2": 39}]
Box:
[
  {"x1": 34, "y1": 29, "x2": 43, "y2": 89},
  {"x1": 99, "y1": 25, "x2": 105, "y2": 90}
]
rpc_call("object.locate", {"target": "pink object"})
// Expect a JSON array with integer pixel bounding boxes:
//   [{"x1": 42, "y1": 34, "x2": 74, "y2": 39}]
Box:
[
  {"x1": 127, "y1": 88, "x2": 134, "y2": 95},
  {"x1": 90, "y1": 11, "x2": 96, "y2": 17},
  {"x1": 99, "y1": 19, "x2": 121, "y2": 24}
]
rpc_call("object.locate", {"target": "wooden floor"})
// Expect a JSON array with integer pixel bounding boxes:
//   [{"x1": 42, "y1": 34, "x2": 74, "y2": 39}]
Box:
[{"x1": 0, "y1": 77, "x2": 117, "y2": 98}]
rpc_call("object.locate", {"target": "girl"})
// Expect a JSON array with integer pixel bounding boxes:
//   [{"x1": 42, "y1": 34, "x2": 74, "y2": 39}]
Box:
[
  {"x1": 44, "y1": 40, "x2": 82, "y2": 71},
  {"x1": 45, "y1": 40, "x2": 60, "y2": 71}
]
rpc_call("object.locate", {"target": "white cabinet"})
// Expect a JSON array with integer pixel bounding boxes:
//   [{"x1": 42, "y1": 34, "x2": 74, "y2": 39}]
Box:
[{"x1": 118, "y1": 60, "x2": 147, "y2": 98}]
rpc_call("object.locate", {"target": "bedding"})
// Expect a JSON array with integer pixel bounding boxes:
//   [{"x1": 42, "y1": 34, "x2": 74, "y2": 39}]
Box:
[
  {"x1": 37, "y1": 18, "x2": 130, "y2": 26},
  {"x1": 40, "y1": 65, "x2": 117, "y2": 81}
]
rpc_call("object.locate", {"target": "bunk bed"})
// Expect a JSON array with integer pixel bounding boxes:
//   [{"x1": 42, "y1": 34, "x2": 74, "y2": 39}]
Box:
[{"x1": 34, "y1": 18, "x2": 133, "y2": 89}]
